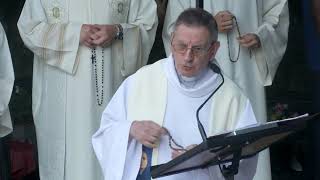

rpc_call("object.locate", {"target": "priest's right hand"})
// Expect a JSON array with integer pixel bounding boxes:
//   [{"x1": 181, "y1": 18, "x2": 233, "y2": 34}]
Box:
[
  {"x1": 130, "y1": 120, "x2": 167, "y2": 148},
  {"x1": 214, "y1": 11, "x2": 234, "y2": 33},
  {"x1": 80, "y1": 24, "x2": 99, "y2": 48}
]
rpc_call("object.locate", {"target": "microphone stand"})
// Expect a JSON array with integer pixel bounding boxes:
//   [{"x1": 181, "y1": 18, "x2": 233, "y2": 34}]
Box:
[
  {"x1": 195, "y1": 63, "x2": 242, "y2": 180},
  {"x1": 196, "y1": 63, "x2": 224, "y2": 141}
]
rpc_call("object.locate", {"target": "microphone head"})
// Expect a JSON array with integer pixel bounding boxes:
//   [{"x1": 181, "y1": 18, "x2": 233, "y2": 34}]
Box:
[{"x1": 209, "y1": 62, "x2": 221, "y2": 74}]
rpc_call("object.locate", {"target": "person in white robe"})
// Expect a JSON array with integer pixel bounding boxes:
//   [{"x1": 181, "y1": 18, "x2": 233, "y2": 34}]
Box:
[
  {"x1": 93, "y1": 8, "x2": 258, "y2": 180},
  {"x1": 0, "y1": 22, "x2": 14, "y2": 137},
  {"x1": 162, "y1": 1, "x2": 289, "y2": 180},
  {"x1": 17, "y1": 0, "x2": 158, "y2": 179}
]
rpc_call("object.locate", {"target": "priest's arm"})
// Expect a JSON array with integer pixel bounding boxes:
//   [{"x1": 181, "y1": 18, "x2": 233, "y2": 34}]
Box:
[
  {"x1": 17, "y1": 0, "x2": 82, "y2": 74},
  {"x1": 117, "y1": 0, "x2": 158, "y2": 77},
  {"x1": 92, "y1": 77, "x2": 143, "y2": 180},
  {"x1": 0, "y1": 23, "x2": 14, "y2": 137},
  {"x1": 17, "y1": 0, "x2": 158, "y2": 76},
  {"x1": 254, "y1": 0, "x2": 289, "y2": 86}
]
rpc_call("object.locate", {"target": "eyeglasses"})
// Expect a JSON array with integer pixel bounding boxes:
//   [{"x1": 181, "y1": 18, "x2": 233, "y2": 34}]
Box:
[
  {"x1": 163, "y1": 128, "x2": 187, "y2": 152},
  {"x1": 171, "y1": 43, "x2": 210, "y2": 57}
]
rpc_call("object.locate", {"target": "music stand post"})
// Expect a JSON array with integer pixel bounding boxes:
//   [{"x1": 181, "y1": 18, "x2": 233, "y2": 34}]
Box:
[
  {"x1": 151, "y1": 113, "x2": 320, "y2": 180},
  {"x1": 221, "y1": 150, "x2": 241, "y2": 180}
]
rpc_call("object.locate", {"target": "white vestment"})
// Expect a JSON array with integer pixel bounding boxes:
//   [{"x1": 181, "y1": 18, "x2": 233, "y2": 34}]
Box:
[
  {"x1": 17, "y1": 0, "x2": 157, "y2": 179},
  {"x1": 0, "y1": 23, "x2": 14, "y2": 137},
  {"x1": 162, "y1": 1, "x2": 289, "y2": 180},
  {"x1": 92, "y1": 57, "x2": 258, "y2": 180}
]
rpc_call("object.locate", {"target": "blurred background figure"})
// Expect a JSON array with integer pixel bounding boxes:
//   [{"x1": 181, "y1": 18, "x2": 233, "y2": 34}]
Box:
[
  {"x1": 0, "y1": 21, "x2": 14, "y2": 180},
  {"x1": 17, "y1": 0, "x2": 158, "y2": 179}
]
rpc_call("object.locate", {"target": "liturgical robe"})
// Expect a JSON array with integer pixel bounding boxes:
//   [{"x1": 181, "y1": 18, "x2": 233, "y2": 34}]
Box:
[
  {"x1": 0, "y1": 23, "x2": 14, "y2": 137},
  {"x1": 17, "y1": 0, "x2": 158, "y2": 179},
  {"x1": 92, "y1": 56, "x2": 258, "y2": 180},
  {"x1": 162, "y1": 1, "x2": 289, "y2": 180}
]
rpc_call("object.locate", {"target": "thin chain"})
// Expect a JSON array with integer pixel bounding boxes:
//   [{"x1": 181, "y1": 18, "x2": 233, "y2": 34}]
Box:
[
  {"x1": 164, "y1": 128, "x2": 187, "y2": 152},
  {"x1": 227, "y1": 16, "x2": 241, "y2": 63},
  {"x1": 91, "y1": 48, "x2": 104, "y2": 106}
]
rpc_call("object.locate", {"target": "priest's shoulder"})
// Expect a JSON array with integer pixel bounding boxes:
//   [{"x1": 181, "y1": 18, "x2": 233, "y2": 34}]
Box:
[
  {"x1": 219, "y1": 74, "x2": 249, "y2": 102},
  {"x1": 132, "y1": 58, "x2": 166, "y2": 77}
]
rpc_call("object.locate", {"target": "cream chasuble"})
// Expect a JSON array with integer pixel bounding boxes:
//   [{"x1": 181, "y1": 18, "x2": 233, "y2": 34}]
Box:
[
  {"x1": 0, "y1": 23, "x2": 14, "y2": 137},
  {"x1": 17, "y1": 0, "x2": 158, "y2": 179},
  {"x1": 93, "y1": 57, "x2": 258, "y2": 180},
  {"x1": 162, "y1": 1, "x2": 289, "y2": 180}
]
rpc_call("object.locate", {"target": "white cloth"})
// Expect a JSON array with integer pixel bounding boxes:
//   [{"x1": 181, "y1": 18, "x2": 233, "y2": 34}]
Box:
[
  {"x1": 0, "y1": 23, "x2": 14, "y2": 137},
  {"x1": 92, "y1": 57, "x2": 258, "y2": 180},
  {"x1": 17, "y1": 0, "x2": 158, "y2": 179},
  {"x1": 162, "y1": 1, "x2": 289, "y2": 180}
]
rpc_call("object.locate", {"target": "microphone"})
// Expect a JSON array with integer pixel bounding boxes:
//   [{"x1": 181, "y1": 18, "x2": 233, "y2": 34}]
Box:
[{"x1": 196, "y1": 62, "x2": 225, "y2": 141}]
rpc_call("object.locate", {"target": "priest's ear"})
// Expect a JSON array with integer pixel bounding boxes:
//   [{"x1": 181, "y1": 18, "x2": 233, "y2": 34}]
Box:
[
  {"x1": 170, "y1": 32, "x2": 175, "y2": 43},
  {"x1": 208, "y1": 41, "x2": 220, "y2": 60}
]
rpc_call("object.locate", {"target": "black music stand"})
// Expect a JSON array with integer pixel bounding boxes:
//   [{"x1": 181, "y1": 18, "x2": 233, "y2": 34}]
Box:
[{"x1": 151, "y1": 113, "x2": 320, "y2": 180}]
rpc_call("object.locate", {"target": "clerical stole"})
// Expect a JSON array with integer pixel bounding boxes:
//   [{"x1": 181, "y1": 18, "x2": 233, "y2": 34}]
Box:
[{"x1": 136, "y1": 146, "x2": 153, "y2": 180}]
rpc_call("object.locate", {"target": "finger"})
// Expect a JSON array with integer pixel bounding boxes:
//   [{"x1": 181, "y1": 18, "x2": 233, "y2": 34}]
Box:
[
  {"x1": 171, "y1": 149, "x2": 186, "y2": 159},
  {"x1": 218, "y1": 11, "x2": 232, "y2": 17},
  {"x1": 147, "y1": 135, "x2": 158, "y2": 143},
  {"x1": 221, "y1": 14, "x2": 233, "y2": 21},
  {"x1": 144, "y1": 141, "x2": 158, "y2": 148},
  {"x1": 186, "y1": 144, "x2": 197, "y2": 150},
  {"x1": 83, "y1": 41, "x2": 94, "y2": 48},
  {"x1": 237, "y1": 36, "x2": 252, "y2": 44},
  {"x1": 221, "y1": 20, "x2": 233, "y2": 27},
  {"x1": 91, "y1": 24, "x2": 102, "y2": 31},
  {"x1": 241, "y1": 40, "x2": 257, "y2": 48},
  {"x1": 90, "y1": 33, "x2": 100, "y2": 40},
  {"x1": 92, "y1": 37, "x2": 106, "y2": 46},
  {"x1": 144, "y1": 142, "x2": 155, "y2": 148},
  {"x1": 221, "y1": 25, "x2": 233, "y2": 32}
]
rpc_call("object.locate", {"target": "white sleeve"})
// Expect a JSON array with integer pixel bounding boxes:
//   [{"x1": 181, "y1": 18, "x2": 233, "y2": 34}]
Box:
[
  {"x1": 17, "y1": 0, "x2": 82, "y2": 74},
  {"x1": 235, "y1": 100, "x2": 258, "y2": 129},
  {"x1": 254, "y1": 0, "x2": 289, "y2": 86},
  {"x1": 119, "y1": 0, "x2": 158, "y2": 77},
  {"x1": 0, "y1": 23, "x2": 14, "y2": 137},
  {"x1": 92, "y1": 76, "x2": 141, "y2": 180}
]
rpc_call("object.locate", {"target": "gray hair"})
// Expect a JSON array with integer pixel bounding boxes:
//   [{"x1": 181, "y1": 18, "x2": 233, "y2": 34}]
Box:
[{"x1": 173, "y1": 8, "x2": 218, "y2": 42}]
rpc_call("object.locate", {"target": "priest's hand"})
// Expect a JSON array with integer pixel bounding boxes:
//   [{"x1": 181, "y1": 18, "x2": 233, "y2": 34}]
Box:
[
  {"x1": 171, "y1": 144, "x2": 197, "y2": 159},
  {"x1": 80, "y1": 24, "x2": 99, "y2": 48},
  {"x1": 90, "y1": 24, "x2": 118, "y2": 47},
  {"x1": 130, "y1": 120, "x2": 167, "y2": 148},
  {"x1": 237, "y1": 33, "x2": 261, "y2": 49},
  {"x1": 214, "y1": 11, "x2": 234, "y2": 33}
]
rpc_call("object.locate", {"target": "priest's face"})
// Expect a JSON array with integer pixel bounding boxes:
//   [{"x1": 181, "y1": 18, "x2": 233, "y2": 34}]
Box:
[{"x1": 171, "y1": 24, "x2": 220, "y2": 77}]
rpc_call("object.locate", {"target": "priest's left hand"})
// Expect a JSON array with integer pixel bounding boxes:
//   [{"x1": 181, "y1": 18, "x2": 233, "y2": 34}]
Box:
[
  {"x1": 90, "y1": 24, "x2": 118, "y2": 47},
  {"x1": 237, "y1": 33, "x2": 261, "y2": 49},
  {"x1": 171, "y1": 144, "x2": 197, "y2": 159}
]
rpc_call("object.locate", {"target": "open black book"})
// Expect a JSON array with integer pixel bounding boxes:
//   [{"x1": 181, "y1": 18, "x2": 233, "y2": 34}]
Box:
[{"x1": 151, "y1": 113, "x2": 320, "y2": 179}]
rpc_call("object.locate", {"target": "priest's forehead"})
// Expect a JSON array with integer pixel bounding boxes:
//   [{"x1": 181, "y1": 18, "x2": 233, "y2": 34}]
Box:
[{"x1": 173, "y1": 8, "x2": 218, "y2": 42}]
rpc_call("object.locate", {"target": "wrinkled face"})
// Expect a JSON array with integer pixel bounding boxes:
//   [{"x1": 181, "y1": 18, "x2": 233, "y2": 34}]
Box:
[{"x1": 171, "y1": 24, "x2": 220, "y2": 77}]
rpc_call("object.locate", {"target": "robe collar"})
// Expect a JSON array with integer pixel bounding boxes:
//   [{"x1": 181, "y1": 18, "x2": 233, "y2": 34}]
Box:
[{"x1": 163, "y1": 54, "x2": 221, "y2": 98}]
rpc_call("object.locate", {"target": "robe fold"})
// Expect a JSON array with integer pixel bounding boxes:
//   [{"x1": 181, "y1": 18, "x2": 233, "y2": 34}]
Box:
[
  {"x1": 17, "y1": 0, "x2": 158, "y2": 179},
  {"x1": 162, "y1": 1, "x2": 289, "y2": 180},
  {"x1": 93, "y1": 57, "x2": 258, "y2": 180},
  {"x1": 0, "y1": 23, "x2": 14, "y2": 137}
]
